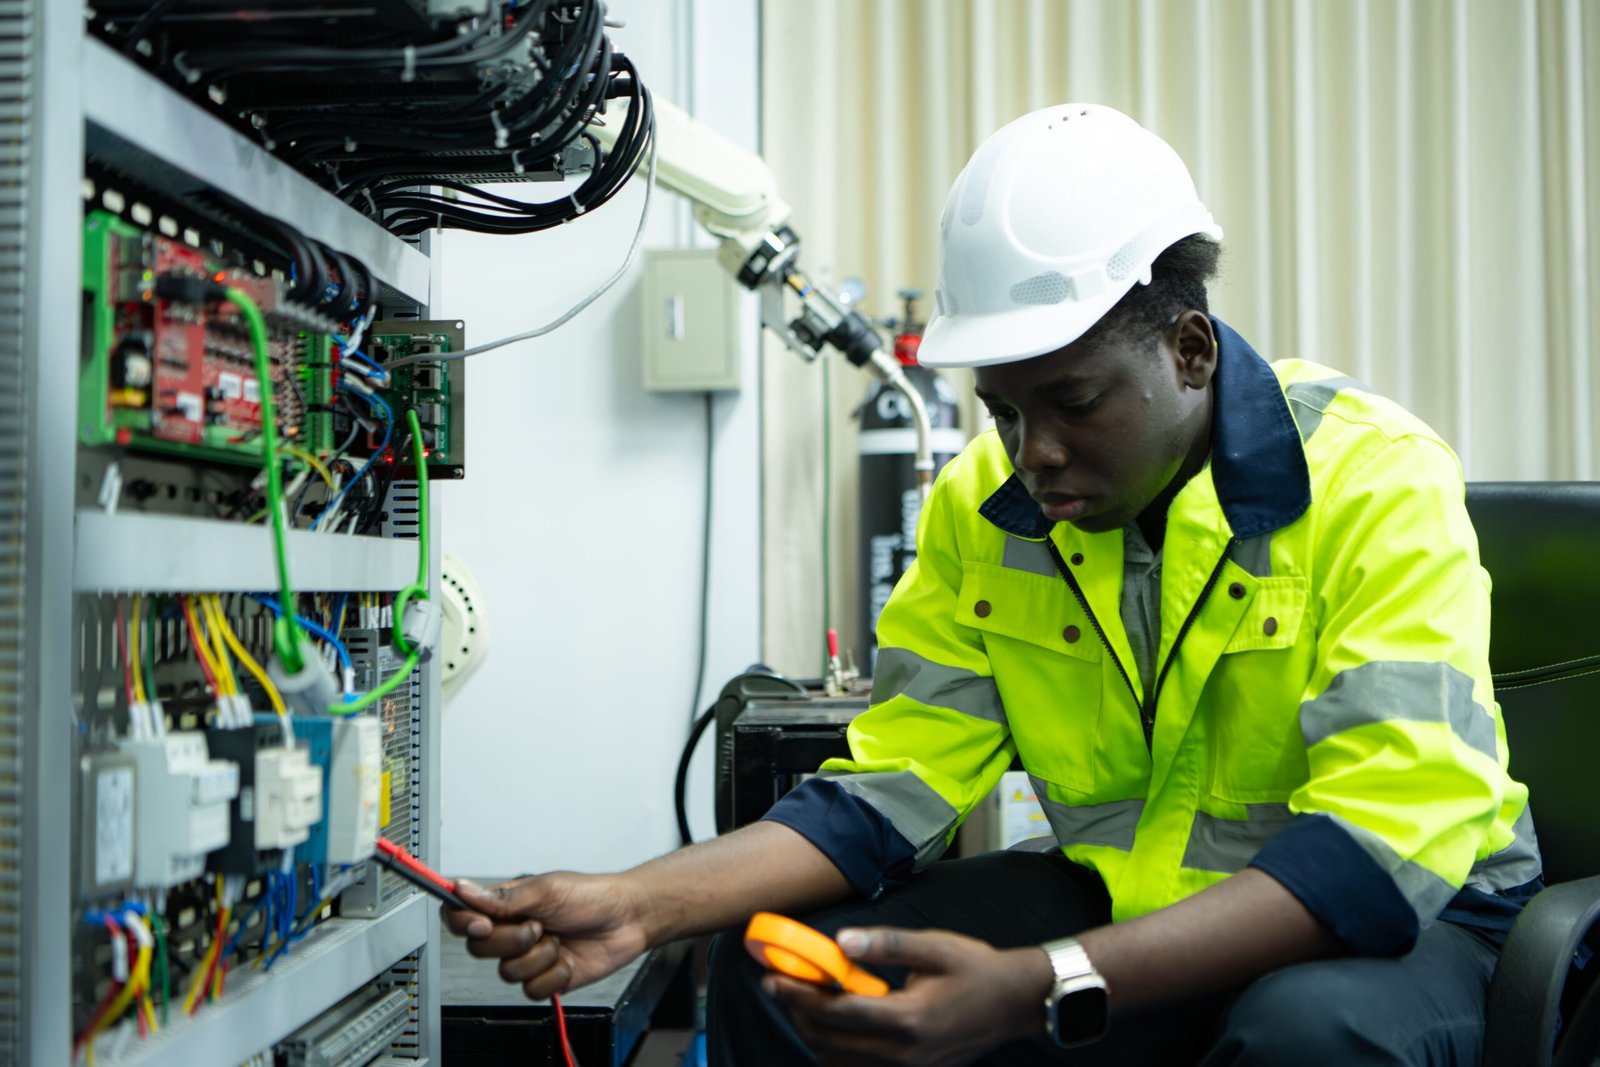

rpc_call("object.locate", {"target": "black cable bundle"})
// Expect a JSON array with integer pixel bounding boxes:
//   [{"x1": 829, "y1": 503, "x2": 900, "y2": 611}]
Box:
[{"x1": 97, "y1": 1, "x2": 654, "y2": 238}]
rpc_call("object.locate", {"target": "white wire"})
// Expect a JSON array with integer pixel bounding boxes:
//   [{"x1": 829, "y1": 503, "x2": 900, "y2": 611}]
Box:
[{"x1": 386, "y1": 125, "x2": 659, "y2": 368}]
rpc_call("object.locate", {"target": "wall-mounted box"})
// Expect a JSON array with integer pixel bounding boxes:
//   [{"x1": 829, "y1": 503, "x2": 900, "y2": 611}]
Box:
[{"x1": 641, "y1": 249, "x2": 741, "y2": 392}]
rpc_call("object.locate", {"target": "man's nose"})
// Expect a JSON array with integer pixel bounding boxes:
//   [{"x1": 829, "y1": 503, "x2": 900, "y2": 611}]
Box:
[{"x1": 1016, "y1": 423, "x2": 1069, "y2": 473}]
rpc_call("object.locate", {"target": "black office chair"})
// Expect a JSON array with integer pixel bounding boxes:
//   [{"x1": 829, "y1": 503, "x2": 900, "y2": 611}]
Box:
[{"x1": 1471, "y1": 483, "x2": 1600, "y2": 1067}]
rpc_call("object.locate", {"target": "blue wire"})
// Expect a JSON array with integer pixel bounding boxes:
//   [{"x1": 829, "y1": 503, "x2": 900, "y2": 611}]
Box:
[
  {"x1": 311, "y1": 388, "x2": 393, "y2": 531},
  {"x1": 247, "y1": 594, "x2": 353, "y2": 672},
  {"x1": 338, "y1": 347, "x2": 389, "y2": 384}
]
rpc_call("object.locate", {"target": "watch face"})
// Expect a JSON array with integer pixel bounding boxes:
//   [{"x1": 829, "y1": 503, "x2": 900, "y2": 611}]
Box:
[{"x1": 1055, "y1": 985, "x2": 1110, "y2": 1046}]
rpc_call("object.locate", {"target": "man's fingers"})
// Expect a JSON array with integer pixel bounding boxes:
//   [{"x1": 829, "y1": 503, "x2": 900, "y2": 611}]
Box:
[
  {"x1": 835, "y1": 927, "x2": 955, "y2": 972},
  {"x1": 497, "y1": 935, "x2": 562, "y2": 984},
  {"x1": 464, "y1": 918, "x2": 545, "y2": 960},
  {"x1": 520, "y1": 951, "x2": 576, "y2": 1001},
  {"x1": 441, "y1": 904, "x2": 493, "y2": 940},
  {"x1": 764, "y1": 975, "x2": 915, "y2": 1040},
  {"x1": 456, "y1": 876, "x2": 546, "y2": 921}
]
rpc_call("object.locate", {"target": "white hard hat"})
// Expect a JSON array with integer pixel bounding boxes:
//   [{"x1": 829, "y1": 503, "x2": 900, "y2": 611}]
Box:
[{"x1": 918, "y1": 104, "x2": 1221, "y2": 369}]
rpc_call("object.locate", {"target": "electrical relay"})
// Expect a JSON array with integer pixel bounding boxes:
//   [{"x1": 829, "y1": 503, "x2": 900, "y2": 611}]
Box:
[{"x1": 117, "y1": 730, "x2": 240, "y2": 889}]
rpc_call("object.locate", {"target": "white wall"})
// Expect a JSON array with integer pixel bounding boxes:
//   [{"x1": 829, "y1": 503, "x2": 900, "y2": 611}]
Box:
[{"x1": 434, "y1": 0, "x2": 762, "y2": 877}]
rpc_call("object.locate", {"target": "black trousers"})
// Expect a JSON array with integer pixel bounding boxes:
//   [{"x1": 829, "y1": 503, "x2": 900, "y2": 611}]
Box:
[{"x1": 706, "y1": 851, "x2": 1501, "y2": 1066}]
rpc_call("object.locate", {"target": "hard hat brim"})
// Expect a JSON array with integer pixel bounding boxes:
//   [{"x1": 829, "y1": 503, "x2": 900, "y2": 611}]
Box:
[{"x1": 916, "y1": 290, "x2": 1129, "y2": 369}]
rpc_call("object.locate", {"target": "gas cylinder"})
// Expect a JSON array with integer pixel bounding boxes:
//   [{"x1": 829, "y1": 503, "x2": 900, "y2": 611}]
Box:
[{"x1": 857, "y1": 290, "x2": 965, "y2": 675}]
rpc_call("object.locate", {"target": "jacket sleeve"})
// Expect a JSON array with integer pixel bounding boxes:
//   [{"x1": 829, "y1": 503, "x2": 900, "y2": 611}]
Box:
[
  {"x1": 763, "y1": 460, "x2": 1017, "y2": 898},
  {"x1": 1249, "y1": 434, "x2": 1527, "y2": 955}
]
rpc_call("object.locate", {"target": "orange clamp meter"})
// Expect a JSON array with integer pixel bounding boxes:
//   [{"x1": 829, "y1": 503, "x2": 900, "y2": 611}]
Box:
[{"x1": 743, "y1": 912, "x2": 889, "y2": 997}]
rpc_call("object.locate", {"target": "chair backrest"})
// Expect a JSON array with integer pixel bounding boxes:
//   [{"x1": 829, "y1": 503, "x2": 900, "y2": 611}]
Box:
[{"x1": 1466, "y1": 482, "x2": 1600, "y2": 887}]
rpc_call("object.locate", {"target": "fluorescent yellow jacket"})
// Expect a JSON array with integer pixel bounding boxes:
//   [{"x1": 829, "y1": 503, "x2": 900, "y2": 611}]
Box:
[{"x1": 765, "y1": 319, "x2": 1539, "y2": 954}]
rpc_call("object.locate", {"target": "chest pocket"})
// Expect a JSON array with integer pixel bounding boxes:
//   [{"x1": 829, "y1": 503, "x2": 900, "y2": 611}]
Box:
[
  {"x1": 957, "y1": 561, "x2": 1103, "y2": 794},
  {"x1": 1210, "y1": 575, "x2": 1313, "y2": 802}
]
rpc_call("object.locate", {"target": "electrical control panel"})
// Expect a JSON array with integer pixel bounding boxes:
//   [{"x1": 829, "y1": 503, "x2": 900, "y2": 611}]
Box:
[
  {"x1": 80, "y1": 210, "x2": 338, "y2": 466},
  {"x1": 360, "y1": 319, "x2": 468, "y2": 479}
]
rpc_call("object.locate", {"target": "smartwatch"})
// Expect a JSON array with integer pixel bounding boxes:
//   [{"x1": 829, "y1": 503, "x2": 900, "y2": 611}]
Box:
[{"x1": 1040, "y1": 937, "x2": 1110, "y2": 1047}]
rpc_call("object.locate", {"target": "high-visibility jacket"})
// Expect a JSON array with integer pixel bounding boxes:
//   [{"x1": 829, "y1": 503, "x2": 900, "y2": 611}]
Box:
[{"x1": 766, "y1": 319, "x2": 1539, "y2": 955}]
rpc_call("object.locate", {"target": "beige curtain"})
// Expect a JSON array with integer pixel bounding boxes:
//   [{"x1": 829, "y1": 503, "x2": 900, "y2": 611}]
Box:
[{"x1": 760, "y1": 0, "x2": 1600, "y2": 676}]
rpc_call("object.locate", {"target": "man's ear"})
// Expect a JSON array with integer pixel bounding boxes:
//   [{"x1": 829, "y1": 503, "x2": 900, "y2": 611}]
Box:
[{"x1": 1170, "y1": 310, "x2": 1217, "y2": 390}]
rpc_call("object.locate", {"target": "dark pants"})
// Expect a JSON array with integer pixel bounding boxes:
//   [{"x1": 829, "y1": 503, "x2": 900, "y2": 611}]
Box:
[{"x1": 706, "y1": 852, "x2": 1501, "y2": 1066}]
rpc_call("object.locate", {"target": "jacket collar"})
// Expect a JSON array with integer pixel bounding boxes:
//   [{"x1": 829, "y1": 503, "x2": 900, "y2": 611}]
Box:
[{"x1": 978, "y1": 316, "x2": 1311, "y2": 541}]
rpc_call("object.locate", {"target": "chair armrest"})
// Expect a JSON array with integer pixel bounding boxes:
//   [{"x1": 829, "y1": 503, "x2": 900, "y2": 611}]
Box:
[{"x1": 1482, "y1": 875, "x2": 1600, "y2": 1067}]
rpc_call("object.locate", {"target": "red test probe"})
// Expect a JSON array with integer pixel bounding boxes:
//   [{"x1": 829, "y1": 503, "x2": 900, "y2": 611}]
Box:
[{"x1": 374, "y1": 838, "x2": 469, "y2": 910}]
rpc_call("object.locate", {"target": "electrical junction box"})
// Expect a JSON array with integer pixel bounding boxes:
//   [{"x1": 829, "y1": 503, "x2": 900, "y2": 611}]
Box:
[
  {"x1": 207, "y1": 721, "x2": 321, "y2": 872},
  {"x1": 283, "y1": 715, "x2": 382, "y2": 867},
  {"x1": 77, "y1": 750, "x2": 137, "y2": 901},
  {"x1": 641, "y1": 248, "x2": 742, "y2": 393},
  {"x1": 117, "y1": 730, "x2": 240, "y2": 888}
]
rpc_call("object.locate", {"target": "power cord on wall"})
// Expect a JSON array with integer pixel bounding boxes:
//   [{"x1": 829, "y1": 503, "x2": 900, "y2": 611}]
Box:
[{"x1": 676, "y1": 392, "x2": 715, "y2": 846}]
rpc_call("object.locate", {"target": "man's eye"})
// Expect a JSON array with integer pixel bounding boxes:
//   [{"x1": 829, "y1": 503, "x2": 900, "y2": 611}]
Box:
[
  {"x1": 1060, "y1": 395, "x2": 1101, "y2": 415},
  {"x1": 986, "y1": 407, "x2": 1017, "y2": 423}
]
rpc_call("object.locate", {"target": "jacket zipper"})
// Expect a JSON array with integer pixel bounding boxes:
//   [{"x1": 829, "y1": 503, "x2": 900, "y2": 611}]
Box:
[{"x1": 1045, "y1": 538, "x2": 1236, "y2": 751}]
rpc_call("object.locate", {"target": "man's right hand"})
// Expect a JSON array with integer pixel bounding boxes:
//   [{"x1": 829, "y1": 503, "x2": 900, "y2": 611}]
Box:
[{"x1": 444, "y1": 873, "x2": 650, "y2": 1000}]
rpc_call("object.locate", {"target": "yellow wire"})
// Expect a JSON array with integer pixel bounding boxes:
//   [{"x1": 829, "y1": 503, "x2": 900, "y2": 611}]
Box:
[
  {"x1": 130, "y1": 594, "x2": 147, "y2": 705},
  {"x1": 86, "y1": 927, "x2": 152, "y2": 1053},
  {"x1": 279, "y1": 445, "x2": 335, "y2": 490},
  {"x1": 209, "y1": 596, "x2": 288, "y2": 718},
  {"x1": 182, "y1": 596, "x2": 228, "y2": 698},
  {"x1": 200, "y1": 596, "x2": 240, "y2": 698}
]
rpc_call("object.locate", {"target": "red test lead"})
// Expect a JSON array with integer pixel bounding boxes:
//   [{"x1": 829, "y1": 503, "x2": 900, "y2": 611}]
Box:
[{"x1": 374, "y1": 838, "x2": 469, "y2": 910}]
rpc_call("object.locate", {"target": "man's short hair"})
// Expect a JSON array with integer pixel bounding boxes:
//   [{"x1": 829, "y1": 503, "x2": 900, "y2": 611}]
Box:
[{"x1": 1084, "y1": 234, "x2": 1223, "y2": 347}]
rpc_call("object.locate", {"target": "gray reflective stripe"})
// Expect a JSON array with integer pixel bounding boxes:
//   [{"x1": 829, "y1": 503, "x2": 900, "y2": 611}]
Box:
[
  {"x1": 1182, "y1": 804, "x2": 1295, "y2": 873},
  {"x1": 1328, "y1": 813, "x2": 1460, "y2": 922},
  {"x1": 870, "y1": 648, "x2": 1007, "y2": 725},
  {"x1": 1285, "y1": 376, "x2": 1366, "y2": 442},
  {"x1": 822, "y1": 770, "x2": 959, "y2": 871},
  {"x1": 1300, "y1": 661, "x2": 1498, "y2": 760},
  {"x1": 857, "y1": 427, "x2": 970, "y2": 456},
  {"x1": 1232, "y1": 533, "x2": 1272, "y2": 577},
  {"x1": 1001, "y1": 536, "x2": 1057, "y2": 578},
  {"x1": 1466, "y1": 800, "x2": 1543, "y2": 891},
  {"x1": 1032, "y1": 776, "x2": 1143, "y2": 851}
]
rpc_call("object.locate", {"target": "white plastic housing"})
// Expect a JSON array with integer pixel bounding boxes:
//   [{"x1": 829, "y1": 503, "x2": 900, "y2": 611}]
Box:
[
  {"x1": 118, "y1": 731, "x2": 240, "y2": 888},
  {"x1": 255, "y1": 746, "x2": 323, "y2": 849},
  {"x1": 325, "y1": 717, "x2": 382, "y2": 865}
]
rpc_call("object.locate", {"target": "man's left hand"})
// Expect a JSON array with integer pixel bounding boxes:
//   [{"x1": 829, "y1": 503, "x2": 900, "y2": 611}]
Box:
[{"x1": 762, "y1": 926, "x2": 1054, "y2": 1066}]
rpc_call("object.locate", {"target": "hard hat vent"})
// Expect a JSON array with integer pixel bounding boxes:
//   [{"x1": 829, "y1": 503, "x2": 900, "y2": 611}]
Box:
[
  {"x1": 1009, "y1": 271, "x2": 1071, "y2": 306},
  {"x1": 1106, "y1": 229, "x2": 1162, "y2": 283}
]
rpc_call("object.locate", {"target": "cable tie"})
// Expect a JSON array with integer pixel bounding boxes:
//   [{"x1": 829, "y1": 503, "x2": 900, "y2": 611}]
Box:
[
  {"x1": 362, "y1": 187, "x2": 380, "y2": 218},
  {"x1": 401, "y1": 44, "x2": 417, "y2": 83},
  {"x1": 510, "y1": 150, "x2": 525, "y2": 175},
  {"x1": 490, "y1": 109, "x2": 509, "y2": 149},
  {"x1": 568, "y1": 192, "x2": 586, "y2": 217},
  {"x1": 344, "y1": 137, "x2": 357, "y2": 154}
]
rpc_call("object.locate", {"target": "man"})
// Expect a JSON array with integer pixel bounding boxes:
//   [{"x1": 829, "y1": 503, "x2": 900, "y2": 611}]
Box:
[{"x1": 445, "y1": 104, "x2": 1538, "y2": 1064}]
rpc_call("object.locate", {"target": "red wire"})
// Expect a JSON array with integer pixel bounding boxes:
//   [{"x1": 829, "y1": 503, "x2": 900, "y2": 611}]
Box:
[
  {"x1": 72, "y1": 916, "x2": 127, "y2": 1060},
  {"x1": 551, "y1": 993, "x2": 578, "y2": 1067},
  {"x1": 114, "y1": 596, "x2": 134, "y2": 704},
  {"x1": 180, "y1": 596, "x2": 219, "y2": 693}
]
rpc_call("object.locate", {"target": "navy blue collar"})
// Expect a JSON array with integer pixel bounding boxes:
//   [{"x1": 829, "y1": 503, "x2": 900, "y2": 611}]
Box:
[{"x1": 978, "y1": 317, "x2": 1311, "y2": 541}]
